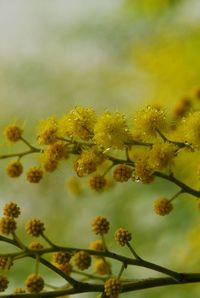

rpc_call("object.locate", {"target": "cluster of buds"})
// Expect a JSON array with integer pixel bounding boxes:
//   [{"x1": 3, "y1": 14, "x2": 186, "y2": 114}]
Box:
[
  {"x1": 92, "y1": 216, "x2": 110, "y2": 235},
  {"x1": 0, "y1": 202, "x2": 20, "y2": 235},
  {"x1": 25, "y1": 218, "x2": 45, "y2": 237},
  {"x1": 73, "y1": 251, "x2": 91, "y2": 270}
]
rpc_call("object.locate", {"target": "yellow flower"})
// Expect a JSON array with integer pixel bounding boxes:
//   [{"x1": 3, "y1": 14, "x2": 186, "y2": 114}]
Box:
[
  {"x1": 94, "y1": 259, "x2": 111, "y2": 275},
  {"x1": 4, "y1": 124, "x2": 23, "y2": 142},
  {"x1": 183, "y1": 111, "x2": 200, "y2": 148},
  {"x1": 154, "y1": 197, "x2": 173, "y2": 216},
  {"x1": 148, "y1": 142, "x2": 177, "y2": 170},
  {"x1": 73, "y1": 147, "x2": 105, "y2": 177},
  {"x1": 104, "y1": 277, "x2": 121, "y2": 298},
  {"x1": 37, "y1": 116, "x2": 58, "y2": 145},
  {"x1": 93, "y1": 112, "x2": 130, "y2": 149},
  {"x1": 134, "y1": 105, "x2": 166, "y2": 138},
  {"x1": 6, "y1": 160, "x2": 23, "y2": 178},
  {"x1": 134, "y1": 158, "x2": 154, "y2": 184},
  {"x1": 59, "y1": 106, "x2": 96, "y2": 140}
]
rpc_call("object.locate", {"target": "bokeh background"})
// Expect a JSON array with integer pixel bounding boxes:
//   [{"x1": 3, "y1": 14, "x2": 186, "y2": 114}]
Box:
[{"x1": 0, "y1": 0, "x2": 200, "y2": 297}]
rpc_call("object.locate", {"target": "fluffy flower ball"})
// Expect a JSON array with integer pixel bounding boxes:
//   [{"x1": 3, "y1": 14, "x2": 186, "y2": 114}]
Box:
[
  {"x1": 93, "y1": 112, "x2": 130, "y2": 149},
  {"x1": 59, "y1": 106, "x2": 96, "y2": 140},
  {"x1": 114, "y1": 228, "x2": 132, "y2": 246},
  {"x1": 4, "y1": 124, "x2": 23, "y2": 142},
  {"x1": 6, "y1": 160, "x2": 23, "y2": 178},
  {"x1": 92, "y1": 216, "x2": 110, "y2": 235},
  {"x1": 134, "y1": 105, "x2": 166, "y2": 137},
  {"x1": 104, "y1": 277, "x2": 121, "y2": 298},
  {"x1": 25, "y1": 218, "x2": 45, "y2": 237},
  {"x1": 3, "y1": 202, "x2": 20, "y2": 218},
  {"x1": 25, "y1": 274, "x2": 44, "y2": 293},
  {"x1": 73, "y1": 251, "x2": 91, "y2": 270},
  {"x1": 154, "y1": 197, "x2": 173, "y2": 216}
]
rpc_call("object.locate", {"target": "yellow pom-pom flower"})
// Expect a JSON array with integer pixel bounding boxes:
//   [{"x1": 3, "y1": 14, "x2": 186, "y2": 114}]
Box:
[
  {"x1": 94, "y1": 259, "x2": 111, "y2": 275},
  {"x1": 45, "y1": 141, "x2": 68, "y2": 161},
  {"x1": 113, "y1": 164, "x2": 133, "y2": 182},
  {"x1": 134, "y1": 158, "x2": 154, "y2": 184},
  {"x1": 4, "y1": 124, "x2": 23, "y2": 142},
  {"x1": 134, "y1": 105, "x2": 166, "y2": 138},
  {"x1": 154, "y1": 197, "x2": 173, "y2": 216},
  {"x1": 59, "y1": 106, "x2": 96, "y2": 140},
  {"x1": 3, "y1": 202, "x2": 20, "y2": 218},
  {"x1": 25, "y1": 218, "x2": 45, "y2": 237},
  {"x1": 6, "y1": 160, "x2": 23, "y2": 178},
  {"x1": 93, "y1": 111, "x2": 130, "y2": 149},
  {"x1": 74, "y1": 148, "x2": 105, "y2": 177},
  {"x1": 89, "y1": 239, "x2": 104, "y2": 252},
  {"x1": 25, "y1": 274, "x2": 44, "y2": 293},
  {"x1": 37, "y1": 116, "x2": 58, "y2": 145},
  {"x1": 26, "y1": 167, "x2": 43, "y2": 183},
  {"x1": 89, "y1": 175, "x2": 107, "y2": 191},
  {"x1": 40, "y1": 154, "x2": 58, "y2": 172},
  {"x1": 148, "y1": 142, "x2": 177, "y2": 170},
  {"x1": 52, "y1": 252, "x2": 71, "y2": 265},
  {"x1": 183, "y1": 111, "x2": 200, "y2": 148},
  {"x1": 114, "y1": 228, "x2": 132, "y2": 246},
  {"x1": 73, "y1": 251, "x2": 91, "y2": 270},
  {"x1": 104, "y1": 277, "x2": 121, "y2": 298},
  {"x1": 0, "y1": 216, "x2": 17, "y2": 235},
  {"x1": 91, "y1": 216, "x2": 110, "y2": 235}
]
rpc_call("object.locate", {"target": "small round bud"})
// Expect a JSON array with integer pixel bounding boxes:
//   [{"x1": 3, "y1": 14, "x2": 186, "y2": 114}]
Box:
[
  {"x1": 12, "y1": 288, "x2": 26, "y2": 294},
  {"x1": 25, "y1": 219, "x2": 45, "y2": 237},
  {"x1": 25, "y1": 274, "x2": 44, "y2": 293},
  {"x1": 6, "y1": 160, "x2": 23, "y2": 178},
  {"x1": 94, "y1": 259, "x2": 111, "y2": 275},
  {"x1": 92, "y1": 216, "x2": 110, "y2": 235},
  {"x1": 89, "y1": 239, "x2": 104, "y2": 252},
  {"x1": 0, "y1": 216, "x2": 17, "y2": 235},
  {"x1": 154, "y1": 197, "x2": 173, "y2": 216},
  {"x1": 89, "y1": 175, "x2": 106, "y2": 191},
  {"x1": 26, "y1": 167, "x2": 43, "y2": 183},
  {"x1": 74, "y1": 251, "x2": 91, "y2": 270},
  {"x1": 41, "y1": 157, "x2": 58, "y2": 172},
  {"x1": 0, "y1": 256, "x2": 13, "y2": 270},
  {"x1": 46, "y1": 142, "x2": 68, "y2": 160},
  {"x1": 52, "y1": 252, "x2": 71, "y2": 265},
  {"x1": 4, "y1": 124, "x2": 23, "y2": 142},
  {"x1": 3, "y1": 202, "x2": 20, "y2": 218},
  {"x1": 28, "y1": 241, "x2": 44, "y2": 250},
  {"x1": 0, "y1": 275, "x2": 9, "y2": 292},
  {"x1": 113, "y1": 164, "x2": 133, "y2": 182},
  {"x1": 114, "y1": 228, "x2": 132, "y2": 246},
  {"x1": 104, "y1": 277, "x2": 121, "y2": 298},
  {"x1": 134, "y1": 159, "x2": 154, "y2": 184}
]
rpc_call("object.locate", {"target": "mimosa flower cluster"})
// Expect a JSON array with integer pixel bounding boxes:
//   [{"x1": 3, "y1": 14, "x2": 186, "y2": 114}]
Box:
[
  {"x1": 2, "y1": 94, "x2": 200, "y2": 215},
  {"x1": 0, "y1": 201, "x2": 137, "y2": 297}
]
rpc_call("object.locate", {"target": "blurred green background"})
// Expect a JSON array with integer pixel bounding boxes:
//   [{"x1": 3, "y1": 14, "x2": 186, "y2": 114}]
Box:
[{"x1": 1, "y1": 0, "x2": 200, "y2": 296}]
